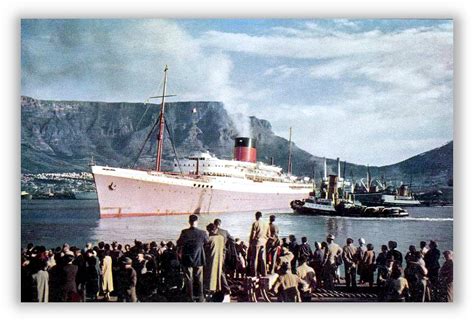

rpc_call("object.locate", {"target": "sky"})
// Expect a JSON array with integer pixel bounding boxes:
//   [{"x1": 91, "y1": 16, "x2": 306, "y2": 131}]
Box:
[{"x1": 21, "y1": 19, "x2": 453, "y2": 166}]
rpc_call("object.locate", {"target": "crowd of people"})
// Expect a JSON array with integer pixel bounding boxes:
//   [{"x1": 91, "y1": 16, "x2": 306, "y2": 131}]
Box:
[{"x1": 21, "y1": 212, "x2": 454, "y2": 303}]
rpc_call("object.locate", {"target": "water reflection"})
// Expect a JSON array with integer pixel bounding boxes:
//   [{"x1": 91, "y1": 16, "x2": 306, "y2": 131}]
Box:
[{"x1": 21, "y1": 200, "x2": 454, "y2": 253}]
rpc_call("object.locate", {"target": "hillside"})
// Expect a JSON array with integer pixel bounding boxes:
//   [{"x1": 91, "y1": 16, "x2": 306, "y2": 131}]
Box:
[{"x1": 21, "y1": 96, "x2": 453, "y2": 186}]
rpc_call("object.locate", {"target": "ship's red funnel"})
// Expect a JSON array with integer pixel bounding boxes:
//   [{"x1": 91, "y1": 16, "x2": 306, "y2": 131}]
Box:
[{"x1": 234, "y1": 137, "x2": 257, "y2": 163}]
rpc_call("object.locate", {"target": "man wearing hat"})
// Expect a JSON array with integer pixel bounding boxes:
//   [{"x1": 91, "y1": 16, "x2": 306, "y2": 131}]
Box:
[
  {"x1": 116, "y1": 256, "x2": 137, "y2": 302},
  {"x1": 60, "y1": 253, "x2": 79, "y2": 301},
  {"x1": 323, "y1": 234, "x2": 342, "y2": 290},
  {"x1": 177, "y1": 214, "x2": 209, "y2": 302}
]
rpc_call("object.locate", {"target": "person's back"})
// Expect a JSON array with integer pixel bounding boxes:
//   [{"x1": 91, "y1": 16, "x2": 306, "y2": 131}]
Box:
[
  {"x1": 326, "y1": 242, "x2": 342, "y2": 265},
  {"x1": 161, "y1": 246, "x2": 178, "y2": 272},
  {"x1": 356, "y1": 242, "x2": 367, "y2": 264},
  {"x1": 216, "y1": 227, "x2": 233, "y2": 245},
  {"x1": 388, "y1": 241, "x2": 403, "y2": 266},
  {"x1": 178, "y1": 226, "x2": 209, "y2": 268},
  {"x1": 343, "y1": 243, "x2": 357, "y2": 266},
  {"x1": 48, "y1": 260, "x2": 62, "y2": 302},
  {"x1": 298, "y1": 241, "x2": 313, "y2": 258},
  {"x1": 267, "y1": 222, "x2": 279, "y2": 244},
  {"x1": 425, "y1": 244, "x2": 441, "y2": 271},
  {"x1": 177, "y1": 214, "x2": 209, "y2": 302},
  {"x1": 288, "y1": 238, "x2": 299, "y2": 257},
  {"x1": 311, "y1": 246, "x2": 325, "y2": 268},
  {"x1": 205, "y1": 231, "x2": 225, "y2": 292},
  {"x1": 360, "y1": 245, "x2": 376, "y2": 286},
  {"x1": 101, "y1": 253, "x2": 114, "y2": 298},
  {"x1": 342, "y1": 239, "x2": 358, "y2": 288},
  {"x1": 376, "y1": 250, "x2": 388, "y2": 267},
  {"x1": 85, "y1": 254, "x2": 100, "y2": 300},
  {"x1": 249, "y1": 219, "x2": 267, "y2": 247},
  {"x1": 439, "y1": 251, "x2": 453, "y2": 302},
  {"x1": 296, "y1": 262, "x2": 317, "y2": 290},
  {"x1": 61, "y1": 258, "x2": 78, "y2": 301},
  {"x1": 116, "y1": 258, "x2": 137, "y2": 302},
  {"x1": 273, "y1": 264, "x2": 307, "y2": 302},
  {"x1": 32, "y1": 269, "x2": 49, "y2": 302}
]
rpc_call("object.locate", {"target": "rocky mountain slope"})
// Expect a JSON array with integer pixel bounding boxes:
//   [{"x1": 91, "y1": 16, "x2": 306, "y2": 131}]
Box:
[{"x1": 21, "y1": 96, "x2": 453, "y2": 186}]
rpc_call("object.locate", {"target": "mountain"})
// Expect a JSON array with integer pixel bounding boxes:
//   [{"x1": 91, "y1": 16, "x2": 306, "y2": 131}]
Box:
[{"x1": 21, "y1": 96, "x2": 453, "y2": 186}]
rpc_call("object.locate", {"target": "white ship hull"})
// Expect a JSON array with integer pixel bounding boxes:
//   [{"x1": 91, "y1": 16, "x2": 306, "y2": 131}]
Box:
[{"x1": 92, "y1": 166, "x2": 313, "y2": 218}]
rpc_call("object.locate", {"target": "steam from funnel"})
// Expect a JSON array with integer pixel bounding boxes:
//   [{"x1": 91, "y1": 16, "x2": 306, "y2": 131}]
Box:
[{"x1": 229, "y1": 112, "x2": 251, "y2": 138}]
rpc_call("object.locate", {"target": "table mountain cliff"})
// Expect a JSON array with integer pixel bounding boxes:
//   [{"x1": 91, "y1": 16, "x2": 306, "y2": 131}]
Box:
[{"x1": 21, "y1": 96, "x2": 452, "y2": 187}]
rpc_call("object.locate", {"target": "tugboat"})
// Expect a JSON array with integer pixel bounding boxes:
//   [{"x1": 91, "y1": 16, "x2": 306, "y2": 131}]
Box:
[{"x1": 290, "y1": 158, "x2": 409, "y2": 218}]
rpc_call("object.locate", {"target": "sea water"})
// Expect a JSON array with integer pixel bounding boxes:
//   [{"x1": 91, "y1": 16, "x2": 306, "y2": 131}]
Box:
[{"x1": 21, "y1": 200, "x2": 453, "y2": 253}]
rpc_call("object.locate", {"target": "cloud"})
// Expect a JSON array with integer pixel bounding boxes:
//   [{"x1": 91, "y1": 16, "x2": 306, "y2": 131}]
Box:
[
  {"x1": 21, "y1": 19, "x2": 256, "y2": 136},
  {"x1": 196, "y1": 21, "x2": 452, "y2": 164},
  {"x1": 199, "y1": 23, "x2": 452, "y2": 61},
  {"x1": 263, "y1": 65, "x2": 299, "y2": 79},
  {"x1": 21, "y1": 19, "x2": 453, "y2": 165}
]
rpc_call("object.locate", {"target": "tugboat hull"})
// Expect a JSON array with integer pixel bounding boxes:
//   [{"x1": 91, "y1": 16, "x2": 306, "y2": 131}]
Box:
[{"x1": 290, "y1": 199, "x2": 409, "y2": 218}]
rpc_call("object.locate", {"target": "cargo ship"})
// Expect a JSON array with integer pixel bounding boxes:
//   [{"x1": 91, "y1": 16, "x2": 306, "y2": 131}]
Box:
[
  {"x1": 352, "y1": 175, "x2": 421, "y2": 207},
  {"x1": 91, "y1": 66, "x2": 313, "y2": 218}
]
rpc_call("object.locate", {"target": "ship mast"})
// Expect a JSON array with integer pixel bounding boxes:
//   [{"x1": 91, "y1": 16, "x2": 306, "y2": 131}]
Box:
[
  {"x1": 155, "y1": 65, "x2": 169, "y2": 172},
  {"x1": 287, "y1": 126, "x2": 292, "y2": 175}
]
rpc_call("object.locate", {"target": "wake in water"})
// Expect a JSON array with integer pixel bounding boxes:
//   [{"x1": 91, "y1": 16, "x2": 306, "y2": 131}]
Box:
[{"x1": 335, "y1": 216, "x2": 453, "y2": 222}]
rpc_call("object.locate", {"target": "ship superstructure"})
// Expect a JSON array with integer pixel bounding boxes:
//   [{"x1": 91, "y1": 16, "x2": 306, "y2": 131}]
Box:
[{"x1": 92, "y1": 67, "x2": 312, "y2": 218}]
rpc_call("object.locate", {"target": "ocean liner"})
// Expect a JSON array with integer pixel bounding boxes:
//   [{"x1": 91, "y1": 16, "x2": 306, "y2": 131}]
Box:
[{"x1": 91, "y1": 66, "x2": 313, "y2": 218}]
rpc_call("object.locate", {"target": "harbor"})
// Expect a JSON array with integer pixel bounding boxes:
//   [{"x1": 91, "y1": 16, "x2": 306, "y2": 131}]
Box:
[
  {"x1": 19, "y1": 18, "x2": 455, "y2": 307},
  {"x1": 21, "y1": 199, "x2": 453, "y2": 302},
  {"x1": 21, "y1": 200, "x2": 453, "y2": 260}
]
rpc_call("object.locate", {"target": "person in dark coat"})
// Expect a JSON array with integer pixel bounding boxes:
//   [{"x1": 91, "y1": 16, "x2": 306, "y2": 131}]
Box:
[
  {"x1": 85, "y1": 250, "x2": 100, "y2": 301},
  {"x1": 424, "y1": 240, "x2": 441, "y2": 285},
  {"x1": 177, "y1": 214, "x2": 209, "y2": 302},
  {"x1": 48, "y1": 252, "x2": 63, "y2": 302},
  {"x1": 405, "y1": 245, "x2": 417, "y2": 266},
  {"x1": 73, "y1": 248, "x2": 87, "y2": 302},
  {"x1": 298, "y1": 237, "x2": 312, "y2": 265},
  {"x1": 21, "y1": 255, "x2": 33, "y2": 302},
  {"x1": 387, "y1": 240, "x2": 403, "y2": 266},
  {"x1": 116, "y1": 257, "x2": 138, "y2": 302},
  {"x1": 160, "y1": 241, "x2": 182, "y2": 290},
  {"x1": 61, "y1": 254, "x2": 79, "y2": 302},
  {"x1": 376, "y1": 245, "x2": 389, "y2": 287}
]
